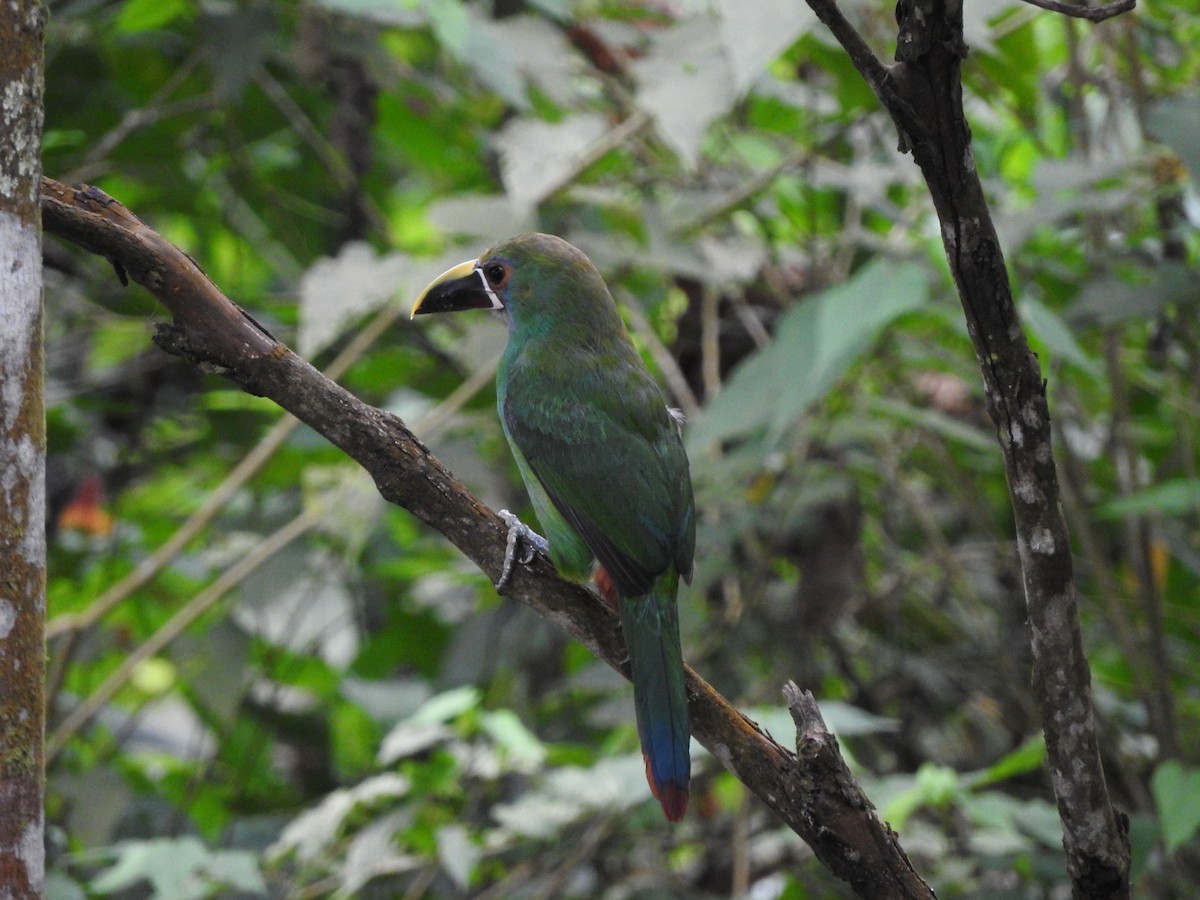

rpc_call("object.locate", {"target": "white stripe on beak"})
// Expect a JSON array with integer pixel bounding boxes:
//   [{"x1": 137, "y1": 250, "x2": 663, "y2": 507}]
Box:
[{"x1": 473, "y1": 267, "x2": 504, "y2": 311}]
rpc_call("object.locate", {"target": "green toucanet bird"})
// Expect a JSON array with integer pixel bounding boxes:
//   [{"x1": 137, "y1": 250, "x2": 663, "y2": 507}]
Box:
[{"x1": 412, "y1": 233, "x2": 696, "y2": 821}]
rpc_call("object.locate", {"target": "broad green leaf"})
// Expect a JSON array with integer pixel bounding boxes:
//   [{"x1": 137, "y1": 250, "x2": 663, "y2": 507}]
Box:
[
  {"x1": 378, "y1": 721, "x2": 454, "y2": 765},
  {"x1": 340, "y1": 812, "x2": 421, "y2": 896},
  {"x1": 199, "y1": 390, "x2": 278, "y2": 413},
  {"x1": 409, "y1": 685, "x2": 481, "y2": 724},
  {"x1": 87, "y1": 319, "x2": 151, "y2": 374},
  {"x1": 1011, "y1": 798, "x2": 1066, "y2": 849},
  {"x1": 232, "y1": 547, "x2": 359, "y2": 666},
  {"x1": 90, "y1": 837, "x2": 208, "y2": 897},
  {"x1": 269, "y1": 773, "x2": 411, "y2": 862},
  {"x1": 869, "y1": 397, "x2": 997, "y2": 454},
  {"x1": 496, "y1": 114, "x2": 610, "y2": 209},
  {"x1": 688, "y1": 259, "x2": 929, "y2": 449},
  {"x1": 969, "y1": 734, "x2": 1046, "y2": 788},
  {"x1": 959, "y1": 792, "x2": 1029, "y2": 855},
  {"x1": 492, "y1": 756, "x2": 648, "y2": 837},
  {"x1": 304, "y1": 465, "x2": 386, "y2": 551},
  {"x1": 1152, "y1": 761, "x2": 1200, "y2": 853},
  {"x1": 297, "y1": 244, "x2": 408, "y2": 357},
  {"x1": 481, "y1": 709, "x2": 547, "y2": 770},
  {"x1": 202, "y1": 851, "x2": 267, "y2": 894},
  {"x1": 490, "y1": 15, "x2": 580, "y2": 107},
  {"x1": 632, "y1": 17, "x2": 734, "y2": 167},
  {"x1": 1098, "y1": 479, "x2": 1200, "y2": 519},
  {"x1": 715, "y1": 0, "x2": 815, "y2": 95},
  {"x1": 526, "y1": 0, "x2": 570, "y2": 18},
  {"x1": 419, "y1": 0, "x2": 469, "y2": 57},
  {"x1": 453, "y1": 6, "x2": 528, "y2": 108},
  {"x1": 743, "y1": 703, "x2": 898, "y2": 744},
  {"x1": 1020, "y1": 297, "x2": 1101, "y2": 377},
  {"x1": 916, "y1": 762, "x2": 962, "y2": 807},
  {"x1": 115, "y1": 0, "x2": 190, "y2": 33},
  {"x1": 1069, "y1": 263, "x2": 1194, "y2": 327},
  {"x1": 46, "y1": 871, "x2": 87, "y2": 900},
  {"x1": 437, "y1": 824, "x2": 479, "y2": 891},
  {"x1": 1148, "y1": 97, "x2": 1200, "y2": 185}
]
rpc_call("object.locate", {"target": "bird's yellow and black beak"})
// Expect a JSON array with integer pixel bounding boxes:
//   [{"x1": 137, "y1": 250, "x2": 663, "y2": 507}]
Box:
[{"x1": 410, "y1": 260, "x2": 504, "y2": 318}]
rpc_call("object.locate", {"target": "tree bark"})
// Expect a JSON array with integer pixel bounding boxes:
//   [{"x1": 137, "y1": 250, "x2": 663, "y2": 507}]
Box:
[{"x1": 0, "y1": 2, "x2": 47, "y2": 898}]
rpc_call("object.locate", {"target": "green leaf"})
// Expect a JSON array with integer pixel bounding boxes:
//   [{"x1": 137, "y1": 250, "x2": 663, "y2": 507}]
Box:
[
  {"x1": 1148, "y1": 97, "x2": 1200, "y2": 186},
  {"x1": 409, "y1": 686, "x2": 481, "y2": 724},
  {"x1": 715, "y1": 0, "x2": 815, "y2": 95},
  {"x1": 46, "y1": 871, "x2": 88, "y2": 900},
  {"x1": 203, "y1": 850, "x2": 267, "y2": 894},
  {"x1": 496, "y1": 114, "x2": 610, "y2": 209},
  {"x1": 199, "y1": 390, "x2": 279, "y2": 413},
  {"x1": 969, "y1": 734, "x2": 1046, "y2": 788},
  {"x1": 115, "y1": 0, "x2": 191, "y2": 33},
  {"x1": 1097, "y1": 479, "x2": 1200, "y2": 519},
  {"x1": 419, "y1": 0, "x2": 470, "y2": 57},
  {"x1": 90, "y1": 837, "x2": 208, "y2": 898},
  {"x1": 688, "y1": 259, "x2": 929, "y2": 449},
  {"x1": 632, "y1": 17, "x2": 733, "y2": 167},
  {"x1": 915, "y1": 763, "x2": 962, "y2": 807},
  {"x1": 1152, "y1": 761, "x2": 1200, "y2": 853},
  {"x1": 480, "y1": 709, "x2": 547, "y2": 770},
  {"x1": 817, "y1": 701, "x2": 900, "y2": 737},
  {"x1": 436, "y1": 824, "x2": 479, "y2": 891},
  {"x1": 269, "y1": 774, "x2": 411, "y2": 863},
  {"x1": 87, "y1": 319, "x2": 151, "y2": 374},
  {"x1": 1019, "y1": 297, "x2": 1101, "y2": 377},
  {"x1": 869, "y1": 396, "x2": 997, "y2": 454},
  {"x1": 435, "y1": 3, "x2": 527, "y2": 109}
]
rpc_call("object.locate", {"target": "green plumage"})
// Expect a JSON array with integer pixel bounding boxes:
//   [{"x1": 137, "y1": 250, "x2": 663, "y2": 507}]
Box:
[{"x1": 413, "y1": 233, "x2": 695, "y2": 821}]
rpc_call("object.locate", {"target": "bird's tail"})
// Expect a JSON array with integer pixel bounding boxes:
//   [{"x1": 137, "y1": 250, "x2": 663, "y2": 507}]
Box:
[{"x1": 618, "y1": 568, "x2": 690, "y2": 822}]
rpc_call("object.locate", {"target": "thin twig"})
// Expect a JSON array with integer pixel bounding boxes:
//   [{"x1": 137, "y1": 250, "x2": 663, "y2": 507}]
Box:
[
  {"x1": 700, "y1": 286, "x2": 722, "y2": 400},
  {"x1": 252, "y1": 68, "x2": 389, "y2": 235},
  {"x1": 1017, "y1": 0, "x2": 1135, "y2": 23},
  {"x1": 1102, "y1": 331, "x2": 1179, "y2": 757},
  {"x1": 67, "y1": 50, "x2": 208, "y2": 182},
  {"x1": 803, "y1": 0, "x2": 893, "y2": 110},
  {"x1": 619, "y1": 289, "x2": 702, "y2": 419},
  {"x1": 671, "y1": 149, "x2": 810, "y2": 237},
  {"x1": 728, "y1": 292, "x2": 771, "y2": 349}
]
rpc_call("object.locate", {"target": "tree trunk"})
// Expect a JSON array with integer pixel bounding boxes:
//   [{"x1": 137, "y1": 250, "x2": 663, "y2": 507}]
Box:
[{"x1": 0, "y1": 2, "x2": 48, "y2": 897}]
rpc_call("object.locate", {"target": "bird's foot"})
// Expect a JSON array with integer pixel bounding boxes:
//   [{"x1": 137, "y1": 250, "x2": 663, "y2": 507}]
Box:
[{"x1": 496, "y1": 509, "x2": 548, "y2": 590}]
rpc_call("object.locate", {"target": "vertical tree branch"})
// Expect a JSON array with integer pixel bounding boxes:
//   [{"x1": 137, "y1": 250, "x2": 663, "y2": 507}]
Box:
[
  {"x1": 804, "y1": 0, "x2": 1132, "y2": 896},
  {"x1": 0, "y1": 2, "x2": 48, "y2": 897}
]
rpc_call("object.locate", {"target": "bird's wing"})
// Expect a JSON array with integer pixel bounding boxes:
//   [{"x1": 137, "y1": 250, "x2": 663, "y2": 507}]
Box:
[{"x1": 503, "y1": 369, "x2": 693, "y2": 597}]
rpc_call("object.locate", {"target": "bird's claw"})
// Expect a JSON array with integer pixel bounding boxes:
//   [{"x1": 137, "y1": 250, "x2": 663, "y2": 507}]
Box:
[{"x1": 496, "y1": 509, "x2": 548, "y2": 590}]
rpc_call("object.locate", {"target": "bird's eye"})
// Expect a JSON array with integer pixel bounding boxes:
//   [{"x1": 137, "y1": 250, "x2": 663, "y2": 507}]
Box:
[{"x1": 483, "y1": 262, "x2": 508, "y2": 287}]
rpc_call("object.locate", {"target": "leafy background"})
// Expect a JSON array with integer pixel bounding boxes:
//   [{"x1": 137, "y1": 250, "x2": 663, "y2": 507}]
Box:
[{"x1": 40, "y1": 0, "x2": 1200, "y2": 896}]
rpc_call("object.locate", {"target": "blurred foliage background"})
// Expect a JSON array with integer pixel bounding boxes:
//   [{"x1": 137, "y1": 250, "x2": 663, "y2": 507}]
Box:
[{"x1": 39, "y1": 0, "x2": 1200, "y2": 896}]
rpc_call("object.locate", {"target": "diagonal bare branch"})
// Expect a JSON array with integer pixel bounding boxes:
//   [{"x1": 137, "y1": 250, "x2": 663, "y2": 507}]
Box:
[{"x1": 41, "y1": 176, "x2": 935, "y2": 898}]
